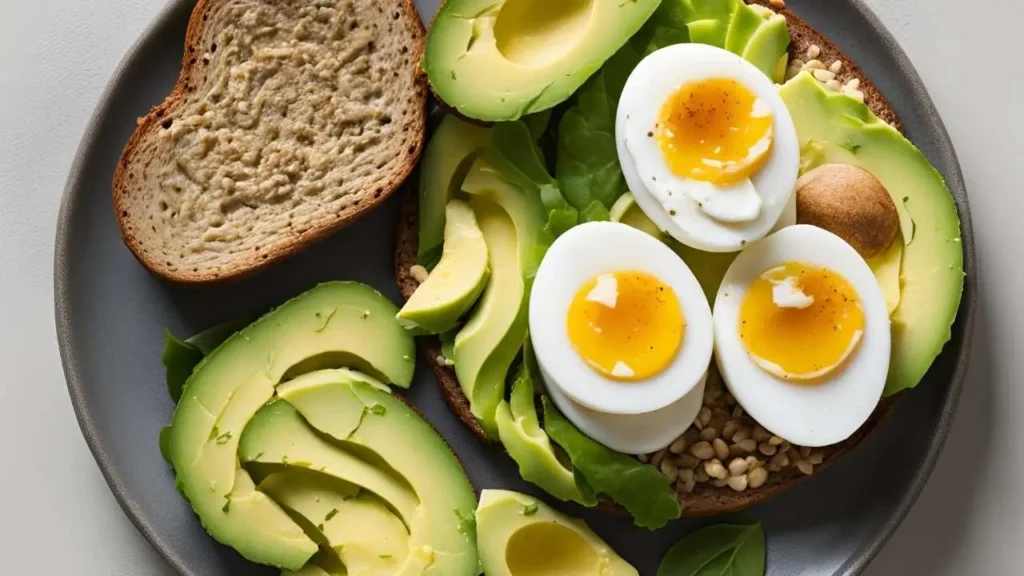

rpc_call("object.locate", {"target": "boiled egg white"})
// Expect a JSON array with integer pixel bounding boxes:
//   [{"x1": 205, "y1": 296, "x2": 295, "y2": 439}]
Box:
[
  {"x1": 529, "y1": 222, "x2": 713, "y2": 454},
  {"x1": 617, "y1": 44, "x2": 800, "y2": 253},
  {"x1": 713, "y1": 225, "x2": 891, "y2": 447}
]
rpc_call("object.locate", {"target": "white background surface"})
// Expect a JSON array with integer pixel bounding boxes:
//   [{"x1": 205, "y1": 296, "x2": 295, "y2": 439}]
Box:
[{"x1": 0, "y1": 0, "x2": 1018, "y2": 573}]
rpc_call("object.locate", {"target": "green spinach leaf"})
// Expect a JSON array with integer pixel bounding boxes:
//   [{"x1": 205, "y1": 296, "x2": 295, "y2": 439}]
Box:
[
  {"x1": 658, "y1": 523, "x2": 766, "y2": 576},
  {"x1": 542, "y1": 396, "x2": 681, "y2": 528},
  {"x1": 162, "y1": 318, "x2": 250, "y2": 403}
]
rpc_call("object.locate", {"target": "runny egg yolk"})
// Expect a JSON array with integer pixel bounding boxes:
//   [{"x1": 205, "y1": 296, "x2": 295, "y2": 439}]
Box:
[
  {"x1": 566, "y1": 271, "x2": 684, "y2": 382},
  {"x1": 739, "y1": 262, "x2": 865, "y2": 381},
  {"x1": 656, "y1": 78, "x2": 774, "y2": 185}
]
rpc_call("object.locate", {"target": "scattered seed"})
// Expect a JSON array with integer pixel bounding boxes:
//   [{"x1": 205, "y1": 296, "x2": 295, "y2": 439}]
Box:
[
  {"x1": 769, "y1": 435, "x2": 785, "y2": 446},
  {"x1": 732, "y1": 428, "x2": 751, "y2": 443},
  {"x1": 699, "y1": 427, "x2": 718, "y2": 441},
  {"x1": 745, "y1": 455, "x2": 761, "y2": 469},
  {"x1": 693, "y1": 416, "x2": 705, "y2": 431},
  {"x1": 748, "y1": 467, "x2": 769, "y2": 488},
  {"x1": 669, "y1": 436, "x2": 687, "y2": 454},
  {"x1": 637, "y1": 453, "x2": 649, "y2": 463},
  {"x1": 661, "y1": 459, "x2": 679, "y2": 483},
  {"x1": 728, "y1": 474, "x2": 749, "y2": 492},
  {"x1": 698, "y1": 407, "x2": 712, "y2": 427},
  {"x1": 650, "y1": 449, "x2": 668, "y2": 467},
  {"x1": 728, "y1": 458, "x2": 749, "y2": 477},
  {"x1": 722, "y1": 421, "x2": 741, "y2": 441},
  {"x1": 799, "y1": 446, "x2": 812, "y2": 459},
  {"x1": 758, "y1": 442, "x2": 778, "y2": 456},
  {"x1": 711, "y1": 478, "x2": 729, "y2": 488},
  {"x1": 769, "y1": 0, "x2": 785, "y2": 9},
  {"x1": 676, "y1": 453, "x2": 701, "y2": 470},
  {"x1": 713, "y1": 438, "x2": 730, "y2": 461},
  {"x1": 689, "y1": 441, "x2": 715, "y2": 460},
  {"x1": 813, "y1": 69, "x2": 837, "y2": 83},
  {"x1": 809, "y1": 452, "x2": 824, "y2": 465},
  {"x1": 705, "y1": 459, "x2": 728, "y2": 480},
  {"x1": 731, "y1": 405, "x2": 744, "y2": 419},
  {"x1": 752, "y1": 425, "x2": 771, "y2": 442},
  {"x1": 770, "y1": 452, "x2": 789, "y2": 470},
  {"x1": 796, "y1": 460, "x2": 814, "y2": 476},
  {"x1": 826, "y1": 79, "x2": 842, "y2": 91},
  {"x1": 830, "y1": 60, "x2": 843, "y2": 73},
  {"x1": 807, "y1": 44, "x2": 821, "y2": 60},
  {"x1": 846, "y1": 78, "x2": 861, "y2": 90},
  {"x1": 738, "y1": 438, "x2": 758, "y2": 453},
  {"x1": 409, "y1": 265, "x2": 429, "y2": 283},
  {"x1": 695, "y1": 467, "x2": 710, "y2": 483},
  {"x1": 729, "y1": 443, "x2": 747, "y2": 458},
  {"x1": 805, "y1": 59, "x2": 826, "y2": 70}
]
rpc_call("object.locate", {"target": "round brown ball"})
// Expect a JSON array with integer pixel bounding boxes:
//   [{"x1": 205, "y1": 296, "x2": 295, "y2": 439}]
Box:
[{"x1": 795, "y1": 164, "x2": 900, "y2": 258}]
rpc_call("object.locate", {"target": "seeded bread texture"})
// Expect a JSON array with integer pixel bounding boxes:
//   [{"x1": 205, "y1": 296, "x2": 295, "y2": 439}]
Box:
[
  {"x1": 396, "y1": 1, "x2": 903, "y2": 515},
  {"x1": 114, "y1": 0, "x2": 427, "y2": 283}
]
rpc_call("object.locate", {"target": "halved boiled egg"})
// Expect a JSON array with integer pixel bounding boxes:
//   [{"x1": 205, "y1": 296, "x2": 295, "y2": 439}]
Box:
[
  {"x1": 617, "y1": 44, "x2": 800, "y2": 253},
  {"x1": 713, "y1": 225, "x2": 891, "y2": 447},
  {"x1": 530, "y1": 222, "x2": 713, "y2": 453}
]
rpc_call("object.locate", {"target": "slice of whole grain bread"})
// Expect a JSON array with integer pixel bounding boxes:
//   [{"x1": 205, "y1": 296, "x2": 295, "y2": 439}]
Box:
[
  {"x1": 395, "y1": 0, "x2": 902, "y2": 516},
  {"x1": 114, "y1": 0, "x2": 427, "y2": 283}
]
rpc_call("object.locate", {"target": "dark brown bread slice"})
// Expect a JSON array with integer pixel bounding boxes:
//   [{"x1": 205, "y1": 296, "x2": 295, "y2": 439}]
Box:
[
  {"x1": 395, "y1": 0, "x2": 903, "y2": 515},
  {"x1": 114, "y1": 0, "x2": 427, "y2": 284}
]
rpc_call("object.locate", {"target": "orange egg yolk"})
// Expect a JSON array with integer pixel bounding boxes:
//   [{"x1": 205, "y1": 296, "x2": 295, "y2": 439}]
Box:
[
  {"x1": 656, "y1": 78, "x2": 774, "y2": 185},
  {"x1": 566, "y1": 271, "x2": 684, "y2": 382},
  {"x1": 739, "y1": 262, "x2": 865, "y2": 381}
]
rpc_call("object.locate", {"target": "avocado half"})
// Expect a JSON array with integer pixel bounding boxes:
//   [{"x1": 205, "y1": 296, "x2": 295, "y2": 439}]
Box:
[
  {"x1": 397, "y1": 1, "x2": 965, "y2": 517},
  {"x1": 425, "y1": 0, "x2": 661, "y2": 121}
]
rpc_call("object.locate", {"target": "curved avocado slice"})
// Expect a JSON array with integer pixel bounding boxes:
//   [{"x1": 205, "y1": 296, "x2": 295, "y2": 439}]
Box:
[
  {"x1": 259, "y1": 469, "x2": 410, "y2": 575},
  {"x1": 425, "y1": 0, "x2": 661, "y2": 121},
  {"x1": 276, "y1": 370, "x2": 479, "y2": 576},
  {"x1": 495, "y1": 348, "x2": 596, "y2": 506},
  {"x1": 454, "y1": 161, "x2": 545, "y2": 437},
  {"x1": 476, "y1": 490, "x2": 638, "y2": 576},
  {"x1": 779, "y1": 73, "x2": 964, "y2": 394},
  {"x1": 418, "y1": 116, "x2": 491, "y2": 269},
  {"x1": 399, "y1": 200, "x2": 490, "y2": 334},
  {"x1": 166, "y1": 282, "x2": 414, "y2": 569}
]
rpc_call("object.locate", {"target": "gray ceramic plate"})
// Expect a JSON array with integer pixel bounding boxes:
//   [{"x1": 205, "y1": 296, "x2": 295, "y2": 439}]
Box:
[{"x1": 55, "y1": 0, "x2": 976, "y2": 574}]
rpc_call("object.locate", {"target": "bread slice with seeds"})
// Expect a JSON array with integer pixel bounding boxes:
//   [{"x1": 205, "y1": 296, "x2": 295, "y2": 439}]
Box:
[
  {"x1": 395, "y1": 0, "x2": 902, "y2": 516},
  {"x1": 114, "y1": 0, "x2": 427, "y2": 283}
]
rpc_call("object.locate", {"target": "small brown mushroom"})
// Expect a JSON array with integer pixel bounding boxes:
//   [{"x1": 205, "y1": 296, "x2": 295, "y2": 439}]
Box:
[{"x1": 795, "y1": 164, "x2": 899, "y2": 258}]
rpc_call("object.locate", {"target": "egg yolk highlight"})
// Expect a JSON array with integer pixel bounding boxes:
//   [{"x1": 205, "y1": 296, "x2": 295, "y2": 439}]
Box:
[
  {"x1": 739, "y1": 262, "x2": 865, "y2": 381},
  {"x1": 656, "y1": 78, "x2": 774, "y2": 185},
  {"x1": 566, "y1": 271, "x2": 684, "y2": 382}
]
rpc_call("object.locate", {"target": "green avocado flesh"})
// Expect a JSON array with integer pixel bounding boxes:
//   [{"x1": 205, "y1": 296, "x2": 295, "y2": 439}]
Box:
[
  {"x1": 399, "y1": 199, "x2": 490, "y2": 334},
  {"x1": 259, "y1": 469, "x2": 409, "y2": 575},
  {"x1": 166, "y1": 282, "x2": 414, "y2": 569},
  {"x1": 780, "y1": 73, "x2": 964, "y2": 395},
  {"x1": 680, "y1": 0, "x2": 789, "y2": 78},
  {"x1": 425, "y1": 0, "x2": 661, "y2": 121},
  {"x1": 275, "y1": 370, "x2": 479, "y2": 576},
  {"x1": 476, "y1": 490, "x2": 638, "y2": 576},
  {"x1": 453, "y1": 161, "x2": 545, "y2": 437},
  {"x1": 418, "y1": 116, "x2": 492, "y2": 269},
  {"x1": 496, "y1": 351, "x2": 596, "y2": 506}
]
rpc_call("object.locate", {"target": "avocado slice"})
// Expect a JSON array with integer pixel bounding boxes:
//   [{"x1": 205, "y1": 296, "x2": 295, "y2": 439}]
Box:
[
  {"x1": 724, "y1": 3, "x2": 763, "y2": 55},
  {"x1": 276, "y1": 370, "x2": 479, "y2": 576},
  {"x1": 495, "y1": 347, "x2": 596, "y2": 506},
  {"x1": 454, "y1": 161, "x2": 546, "y2": 437},
  {"x1": 418, "y1": 116, "x2": 491, "y2": 269},
  {"x1": 399, "y1": 200, "x2": 489, "y2": 334},
  {"x1": 742, "y1": 12, "x2": 789, "y2": 78},
  {"x1": 476, "y1": 490, "x2": 638, "y2": 576},
  {"x1": 678, "y1": 0, "x2": 788, "y2": 79},
  {"x1": 166, "y1": 282, "x2": 414, "y2": 569},
  {"x1": 779, "y1": 73, "x2": 964, "y2": 395},
  {"x1": 259, "y1": 469, "x2": 410, "y2": 575},
  {"x1": 425, "y1": 0, "x2": 661, "y2": 121},
  {"x1": 868, "y1": 239, "x2": 904, "y2": 315}
]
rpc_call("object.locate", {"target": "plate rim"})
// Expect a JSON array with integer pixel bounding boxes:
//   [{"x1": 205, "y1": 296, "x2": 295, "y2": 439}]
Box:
[{"x1": 52, "y1": 0, "x2": 978, "y2": 574}]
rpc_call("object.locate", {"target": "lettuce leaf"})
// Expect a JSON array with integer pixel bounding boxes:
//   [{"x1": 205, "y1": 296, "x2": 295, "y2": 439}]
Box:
[
  {"x1": 555, "y1": 1, "x2": 689, "y2": 213},
  {"x1": 542, "y1": 396, "x2": 682, "y2": 528},
  {"x1": 488, "y1": 121, "x2": 580, "y2": 242}
]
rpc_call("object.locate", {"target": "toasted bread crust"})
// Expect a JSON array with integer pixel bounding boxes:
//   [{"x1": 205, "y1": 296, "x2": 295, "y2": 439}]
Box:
[
  {"x1": 113, "y1": 0, "x2": 428, "y2": 284},
  {"x1": 396, "y1": 1, "x2": 904, "y2": 516}
]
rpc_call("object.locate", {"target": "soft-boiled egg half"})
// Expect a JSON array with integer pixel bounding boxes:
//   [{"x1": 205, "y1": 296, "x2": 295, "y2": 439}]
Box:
[
  {"x1": 530, "y1": 222, "x2": 713, "y2": 454},
  {"x1": 617, "y1": 44, "x2": 800, "y2": 253},
  {"x1": 713, "y1": 225, "x2": 891, "y2": 447}
]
